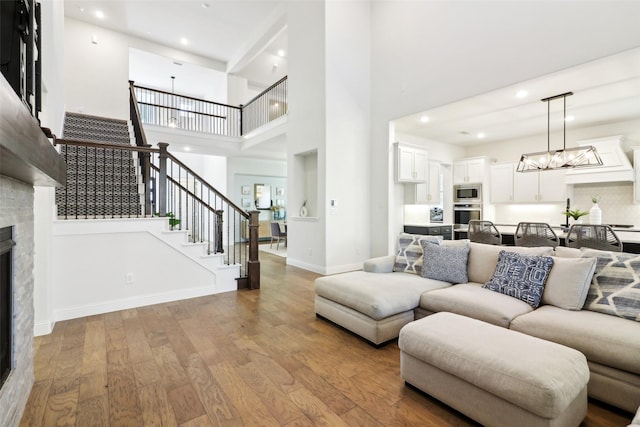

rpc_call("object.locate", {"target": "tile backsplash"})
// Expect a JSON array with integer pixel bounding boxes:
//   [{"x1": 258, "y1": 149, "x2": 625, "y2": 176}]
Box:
[
  {"x1": 572, "y1": 182, "x2": 640, "y2": 227},
  {"x1": 492, "y1": 182, "x2": 640, "y2": 227}
]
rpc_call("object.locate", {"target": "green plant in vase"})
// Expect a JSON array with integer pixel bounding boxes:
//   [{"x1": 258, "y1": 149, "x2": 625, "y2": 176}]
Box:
[
  {"x1": 155, "y1": 212, "x2": 181, "y2": 230},
  {"x1": 167, "y1": 212, "x2": 181, "y2": 230},
  {"x1": 562, "y1": 208, "x2": 588, "y2": 224}
]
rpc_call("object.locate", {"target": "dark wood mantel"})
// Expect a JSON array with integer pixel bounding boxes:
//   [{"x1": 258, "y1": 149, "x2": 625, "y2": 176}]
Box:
[{"x1": 0, "y1": 75, "x2": 66, "y2": 187}]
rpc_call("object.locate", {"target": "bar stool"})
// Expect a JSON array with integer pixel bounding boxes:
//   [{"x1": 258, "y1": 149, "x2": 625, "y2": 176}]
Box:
[
  {"x1": 565, "y1": 224, "x2": 622, "y2": 252},
  {"x1": 514, "y1": 222, "x2": 559, "y2": 247},
  {"x1": 468, "y1": 220, "x2": 502, "y2": 245}
]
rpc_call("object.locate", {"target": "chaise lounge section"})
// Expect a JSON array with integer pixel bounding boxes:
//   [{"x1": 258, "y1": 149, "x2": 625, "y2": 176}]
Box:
[{"x1": 314, "y1": 233, "x2": 640, "y2": 415}]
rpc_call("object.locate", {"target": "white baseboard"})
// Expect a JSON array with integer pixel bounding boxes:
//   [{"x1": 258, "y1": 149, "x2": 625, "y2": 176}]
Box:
[
  {"x1": 324, "y1": 262, "x2": 362, "y2": 275},
  {"x1": 34, "y1": 320, "x2": 55, "y2": 337},
  {"x1": 285, "y1": 258, "x2": 361, "y2": 276},
  {"x1": 52, "y1": 285, "x2": 218, "y2": 324},
  {"x1": 286, "y1": 258, "x2": 326, "y2": 274}
]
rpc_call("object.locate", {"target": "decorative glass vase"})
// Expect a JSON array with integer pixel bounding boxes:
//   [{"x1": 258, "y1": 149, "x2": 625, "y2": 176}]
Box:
[
  {"x1": 590, "y1": 203, "x2": 602, "y2": 225},
  {"x1": 300, "y1": 206, "x2": 308, "y2": 217}
]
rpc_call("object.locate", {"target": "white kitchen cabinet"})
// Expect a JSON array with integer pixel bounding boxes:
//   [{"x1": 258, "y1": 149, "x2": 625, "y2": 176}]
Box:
[
  {"x1": 514, "y1": 168, "x2": 566, "y2": 202},
  {"x1": 396, "y1": 142, "x2": 428, "y2": 183},
  {"x1": 492, "y1": 163, "x2": 566, "y2": 203},
  {"x1": 538, "y1": 169, "x2": 567, "y2": 202},
  {"x1": 405, "y1": 161, "x2": 441, "y2": 204},
  {"x1": 453, "y1": 158, "x2": 486, "y2": 184},
  {"x1": 490, "y1": 163, "x2": 515, "y2": 203}
]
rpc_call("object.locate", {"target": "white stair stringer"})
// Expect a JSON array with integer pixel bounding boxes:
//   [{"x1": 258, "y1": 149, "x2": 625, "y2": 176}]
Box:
[
  {"x1": 47, "y1": 217, "x2": 242, "y2": 330},
  {"x1": 153, "y1": 229, "x2": 239, "y2": 293}
]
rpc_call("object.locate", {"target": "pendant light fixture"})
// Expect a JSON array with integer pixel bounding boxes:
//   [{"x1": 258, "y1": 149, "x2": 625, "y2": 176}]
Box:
[
  {"x1": 168, "y1": 75, "x2": 178, "y2": 128},
  {"x1": 516, "y1": 91, "x2": 603, "y2": 172}
]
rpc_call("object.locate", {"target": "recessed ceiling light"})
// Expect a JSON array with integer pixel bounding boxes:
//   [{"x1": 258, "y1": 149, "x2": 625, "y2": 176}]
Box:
[
  {"x1": 79, "y1": 7, "x2": 85, "y2": 12},
  {"x1": 184, "y1": 146, "x2": 191, "y2": 152},
  {"x1": 565, "y1": 115, "x2": 575, "y2": 122},
  {"x1": 419, "y1": 115, "x2": 429, "y2": 123},
  {"x1": 180, "y1": 37, "x2": 189, "y2": 45},
  {"x1": 515, "y1": 90, "x2": 528, "y2": 99},
  {"x1": 95, "y1": 10, "x2": 105, "y2": 19},
  {"x1": 477, "y1": 132, "x2": 486, "y2": 139},
  {"x1": 278, "y1": 49, "x2": 285, "y2": 57}
]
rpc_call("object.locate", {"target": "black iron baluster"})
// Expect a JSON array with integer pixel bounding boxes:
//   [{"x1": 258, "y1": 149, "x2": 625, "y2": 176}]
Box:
[
  {"x1": 94, "y1": 145, "x2": 98, "y2": 218},
  {"x1": 102, "y1": 147, "x2": 106, "y2": 219}
]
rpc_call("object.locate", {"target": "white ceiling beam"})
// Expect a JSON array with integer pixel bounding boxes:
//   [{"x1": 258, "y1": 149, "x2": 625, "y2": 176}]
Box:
[{"x1": 226, "y1": 4, "x2": 287, "y2": 75}]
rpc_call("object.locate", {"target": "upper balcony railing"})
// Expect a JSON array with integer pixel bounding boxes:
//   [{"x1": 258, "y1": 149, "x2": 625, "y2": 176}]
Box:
[
  {"x1": 133, "y1": 82, "x2": 242, "y2": 136},
  {"x1": 131, "y1": 76, "x2": 287, "y2": 137},
  {"x1": 241, "y1": 76, "x2": 288, "y2": 135}
]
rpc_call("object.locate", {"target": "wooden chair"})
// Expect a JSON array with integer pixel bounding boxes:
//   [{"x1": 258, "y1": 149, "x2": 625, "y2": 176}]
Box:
[
  {"x1": 468, "y1": 220, "x2": 502, "y2": 245},
  {"x1": 514, "y1": 222, "x2": 559, "y2": 247},
  {"x1": 270, "y1": 221, "x2": 287, "y2": 250},
  {"x1": 565, "y1": 224, "x2": 623, "y2": 252}
]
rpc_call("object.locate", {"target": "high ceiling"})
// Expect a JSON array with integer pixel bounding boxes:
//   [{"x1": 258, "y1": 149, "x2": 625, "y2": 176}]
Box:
[
  {"x1": 393, "y1": 47, "x2": 640, "y2": 147},
  {"x1": 64, "y1": 0, "x2": 287, "y2": 88},
  {"x1": 64, "y1": 0, "x2": 288, "y2": 160}
]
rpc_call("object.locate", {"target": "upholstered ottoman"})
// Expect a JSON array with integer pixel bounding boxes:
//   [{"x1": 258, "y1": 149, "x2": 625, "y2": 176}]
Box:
[
  {"x1": 399, "y1": 312, "x2": 589, "y2": 427},
  {"x1": 314, "y1": 270, "x2": 451, "y2": 345}
]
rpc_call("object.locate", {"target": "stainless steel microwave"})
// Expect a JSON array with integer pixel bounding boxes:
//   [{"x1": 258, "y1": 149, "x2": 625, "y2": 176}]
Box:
[{"x1": 454, "y1": 184, "x2": 482, "y2": 203}]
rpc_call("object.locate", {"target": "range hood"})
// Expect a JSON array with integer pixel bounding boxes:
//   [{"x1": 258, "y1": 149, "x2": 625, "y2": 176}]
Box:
[{"x1": 564, "y1": 135, "x2": 634, "y2": 184}]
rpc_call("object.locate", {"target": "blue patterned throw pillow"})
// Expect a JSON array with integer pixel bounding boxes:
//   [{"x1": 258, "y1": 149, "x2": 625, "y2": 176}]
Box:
[
  {"x1": 483, "y1": 250, "x2": 554, "y2": 308},
  {"x1": 420, "y1": 240, "x2": 469, "y2": 284},
  {"x1": 580, "y1": 249, "x2": 640, "y2": 322},
  {"x1": 393, "y1": 233, "x2": 443, "y2": 275}
]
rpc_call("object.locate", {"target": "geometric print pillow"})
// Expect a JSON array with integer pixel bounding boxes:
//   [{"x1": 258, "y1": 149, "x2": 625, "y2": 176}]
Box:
[
  {"x1": 483, "y1": 250, "x2": 554, "y2": 308},
  {"x1": 420, "y1": 240, "x2": 469, "y2": 284},
  {"x1": 393, "y1": 233, "x2": 442, "y2": 275},
  {"x1": 580, "y1": 249, "x2": 640, "y2": 322}
]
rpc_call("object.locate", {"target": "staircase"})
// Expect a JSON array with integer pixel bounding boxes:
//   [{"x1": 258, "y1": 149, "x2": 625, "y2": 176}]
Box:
[
  {"x1": 53, "y1": 107, "x2": 261, "y2": 299},
  {"x1": 55, "y1": 113, "x2": 144, "y2": 218}
]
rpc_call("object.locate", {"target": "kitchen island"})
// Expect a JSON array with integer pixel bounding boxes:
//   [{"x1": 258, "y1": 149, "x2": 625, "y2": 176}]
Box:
[{"x1": 404, "y1": 223, "x2": 454, "y2": 240}]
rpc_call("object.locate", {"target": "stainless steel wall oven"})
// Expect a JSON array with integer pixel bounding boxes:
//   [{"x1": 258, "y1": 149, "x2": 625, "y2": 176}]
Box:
[{"x1": 454, "y1": 203, "x2": 482, "y2": 228}]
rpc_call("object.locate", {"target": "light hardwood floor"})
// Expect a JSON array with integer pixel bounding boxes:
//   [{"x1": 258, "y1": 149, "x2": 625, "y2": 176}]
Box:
[{"x1": 21, "y1": 252, "x2": 633, "y2": 426}]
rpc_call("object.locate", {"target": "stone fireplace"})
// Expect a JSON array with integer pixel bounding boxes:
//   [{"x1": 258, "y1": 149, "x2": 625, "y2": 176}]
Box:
[
  {"x1": 0, "y1": 70, "x2": 65, "y2": 425},
  {"x1": 0, "y1": 177, "x2": 35, "y2": 426},
  {"x1": 0, "y1": 225, "x2": 15, "y2": 388}
]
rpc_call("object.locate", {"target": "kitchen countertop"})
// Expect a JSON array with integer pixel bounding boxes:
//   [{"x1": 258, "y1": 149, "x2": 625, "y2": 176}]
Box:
[{"x1": 404, "y1": 223, "x2": 453, "y2": 227}]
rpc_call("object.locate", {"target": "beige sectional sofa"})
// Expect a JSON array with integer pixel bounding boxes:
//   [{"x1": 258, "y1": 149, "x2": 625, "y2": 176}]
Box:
[{"x1": 314, "y1": 234, "x2": 640, "y2": 414}]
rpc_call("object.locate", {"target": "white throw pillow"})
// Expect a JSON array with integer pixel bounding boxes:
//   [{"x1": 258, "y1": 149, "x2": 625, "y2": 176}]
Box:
[{"x1": 542, "y1": 256, "x2": 597, "y2": 310}]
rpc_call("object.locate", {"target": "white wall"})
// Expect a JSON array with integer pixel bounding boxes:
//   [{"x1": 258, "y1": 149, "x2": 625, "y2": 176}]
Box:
[
  {"x1": 49, "y1": 219, "x2": 217, "y2": 326},
  {"x1": 34, "y1": 0, "x2": 67, "y2": 337},
  {"x1": 129, "y1": 48, "x2": 228, "y2": 103},
  {"x1": 370, "y1": 1, "x2": 640, "y2": 256},
  {"x1": 172, "y1": 151, "x2": 227, "y2": 197},
  {"x1": 286, "y1": 1, "x2": 327, "y2": 272},
  {"x1": 64, "y1": 18, "x2": 129, "y2": 119},
  {"x1": 40, "y1": 1, "x2": 66, "y2": 134},
  {"x1": 324, "y1": 1, "x2": 371, "y2": 272},
  {"x1": 64, "y1": 17, "x2": 227, "y2": 120},
  {"x1": 227, "y1": 74, "x2": 260, "y2": 106}
]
